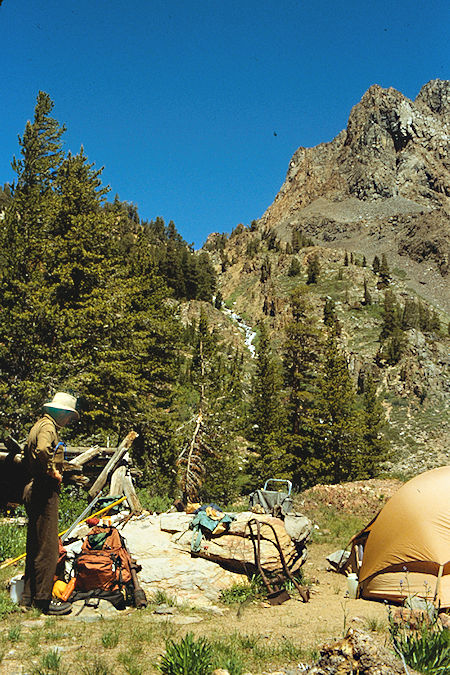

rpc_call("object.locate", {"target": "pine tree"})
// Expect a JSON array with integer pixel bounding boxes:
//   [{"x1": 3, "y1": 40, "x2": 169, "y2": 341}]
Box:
[
  {"x1": 361, "y1": 374, "x2": 389, "y2": 476},
  {"x1": 260, "y1": 256, "x2": 271, "y2": 283},
  {"x1": 378, "y1": 253, "x2": 391, "y2": 288},
  {"x1": 418, "y1": 302, "x2": 431, "y2": 332},
  {"x1": 291, "y1": 230, "x2": 301, "y2": 253},
  {"x1": 363, "y1": 279, "x2": 372, "y2": 306},
  {"x1": 4, "y1": 93, "x2": 64, "y2": 279},
  {"x1": 372, "y1": 255, "x2": 380, "y2": 274},
  {"x1": 323, "y1": 297, "x2": 337, "y2": 327},
  {"x1": 306, "y1": 254, "x2": 320, "y2": 284},
  {"x1": 287, "y1": 257, "x2": 301, "y2": 277},
  {"x1": 0, "y1": 92, "x2": 67, "y2": 430},
  {"x1": 178, "y1": 312, "x2": 240, "y2": 502},
  {"x1": 430, "y1": 309, "x2": 441, "y2": 332},
  {"x1": 249, "y1": 321, "x2": 286, "y2": 479},
  {"x1": 380, "y1": 290, "x2": 400, "y2": 340},
  {"x1": 283, "y1": 289, "x2": 323, "y2": 486},
  {"x1": 401, "y1": 298, "x2": 419, "y2": 330},
  {"x1": 382, "y1": 328, "x2": 407, "y2": 366},
  {"x1": 317, "y1": 329, "x2": 364, "y2": 483}
]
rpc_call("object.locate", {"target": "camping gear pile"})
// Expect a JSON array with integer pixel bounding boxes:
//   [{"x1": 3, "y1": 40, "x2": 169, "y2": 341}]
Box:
[
  {"x1": 55, "y1": 519, "x2": 147, "y2": 611},
  {"x1": 3, "y1": 438, "x2": 313, "y2": 611}
]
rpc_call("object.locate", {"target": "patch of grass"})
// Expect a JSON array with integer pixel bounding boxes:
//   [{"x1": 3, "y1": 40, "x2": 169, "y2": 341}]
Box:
[
  {"x1": 118, "y1": 651, "x2": 143, "y2": 675},
  {"x1": 159, "y1": 632, "x2": 213, "y2": 675},
  {"x1": 27, "y1": 626, "x2": 44, "y2": 656},
  {"x1": 392, "y1": 267, "x2": 408, "y2": 280},
  {"x1": 219, "y1": 575, "x2": 264, "y2": 605},
  {"x1": 310, "y1": 507, "x2": 366, "y2": 547},
  {"x1": 210, "y1": 630, "x2": 306, "y2": 673},
  {"x1": 80, "y1": 657, "x2": 113, "y2": 675},
  {"x1": 0, "y1": 591, "x2": 20, "y2": 619},
  {"x1": 8, "y1": 624, "x2": 22, "y2": 642},
  {"x1": 31, "y1": 648, "x2": 67, "y2": 675},
  {"x1": 250, "y1": 638, "x2": 305, "y2": 668},
  {"x1": 0, "y1": 523, "x2": 27, "y2": 562},
  {"x1": 364, "y1": 616, "x2": 385, "y2": 632},
  {"x1": 211, "y1": 639, "x2": 245, "y2": 675},
  {"x1": 101, "y1": 628, "x2": 119, "y2": 649},
  {"x1": 150, "y1": 589, "x2": 178, "y2": 607}
]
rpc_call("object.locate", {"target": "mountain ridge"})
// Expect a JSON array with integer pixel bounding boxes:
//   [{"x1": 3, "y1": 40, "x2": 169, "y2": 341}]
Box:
[{"x1": 201, "y1": 80, "x2": 450, "y2": 478}]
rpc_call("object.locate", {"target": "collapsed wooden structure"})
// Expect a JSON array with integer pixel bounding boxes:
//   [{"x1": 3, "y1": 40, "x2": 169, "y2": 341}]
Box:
[{"x1": 0, "y1": 431, "x2": 143, "y2": 514}]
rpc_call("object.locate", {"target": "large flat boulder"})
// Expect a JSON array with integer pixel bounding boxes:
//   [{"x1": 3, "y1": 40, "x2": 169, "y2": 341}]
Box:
[{"x1": 121, "y1": 515, "x2": 243, "y2": 607}]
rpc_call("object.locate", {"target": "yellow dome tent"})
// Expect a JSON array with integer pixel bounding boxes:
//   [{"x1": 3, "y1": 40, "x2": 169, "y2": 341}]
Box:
[{"x1": 350, "y1": 466, "x2": 450, "y2": 607}]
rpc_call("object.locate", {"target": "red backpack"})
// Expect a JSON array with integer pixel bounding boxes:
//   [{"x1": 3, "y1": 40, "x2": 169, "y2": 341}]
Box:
[{"x1": 75, "y1": 525, "x2": 133, "y2": 592}]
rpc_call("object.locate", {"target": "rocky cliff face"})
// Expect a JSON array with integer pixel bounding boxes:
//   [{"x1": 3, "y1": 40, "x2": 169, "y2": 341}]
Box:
[{"x1": 260, "y1": 80, "x2": 450, "y2": 305}]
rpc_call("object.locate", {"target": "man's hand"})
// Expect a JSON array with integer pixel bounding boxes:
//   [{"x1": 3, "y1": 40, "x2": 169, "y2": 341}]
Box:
[{"x1": 49, "y1": 468, "x2": 62, "y2": 484}]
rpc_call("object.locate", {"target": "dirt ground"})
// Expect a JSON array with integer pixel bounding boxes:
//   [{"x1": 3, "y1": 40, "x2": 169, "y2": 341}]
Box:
[
  {"x1": 203, "y1": 541, "x2": 389, "y2": 653},
  {"x1": 0, "y1": 541, "x2": 391, "y2": 675}
]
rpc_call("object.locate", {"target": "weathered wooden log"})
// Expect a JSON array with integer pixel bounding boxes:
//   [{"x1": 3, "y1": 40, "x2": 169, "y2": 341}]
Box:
[
  {"x1": 69, "y1": 446, "x2": 101, "y2": 466},
  {"x1": 65, "y1": 446, "x2": 116, "y2": 457},
  {"x1": 109, "y1": 465, "x2": 126, "y2": 496},
  {"x1": 123, "y1": 472, "x2": 143, "y2": 514},
  {"x1": 89, "y1": 431, "x2": 138, "y2": 497}
]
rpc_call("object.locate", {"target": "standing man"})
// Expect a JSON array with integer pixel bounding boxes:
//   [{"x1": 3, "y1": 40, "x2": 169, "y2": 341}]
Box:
[{"x1": 21, "y1": 392, "x2": 79, "y2": 615}]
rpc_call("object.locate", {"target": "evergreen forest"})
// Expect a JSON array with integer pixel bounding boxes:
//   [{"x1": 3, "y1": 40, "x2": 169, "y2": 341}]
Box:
[{"x1": 0, "y1": 92, "x2": 425, "y2": 502}]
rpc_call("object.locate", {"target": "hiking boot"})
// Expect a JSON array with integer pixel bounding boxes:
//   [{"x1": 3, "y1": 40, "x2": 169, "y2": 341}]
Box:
[{"x1": 45, "y1": 600, "x2": 72, "y2": 616}]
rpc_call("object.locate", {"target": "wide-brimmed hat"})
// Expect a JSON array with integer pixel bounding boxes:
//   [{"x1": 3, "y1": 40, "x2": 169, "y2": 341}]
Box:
[{"x1": 43, "y1": 392, "x2": 80, "y2": 420}]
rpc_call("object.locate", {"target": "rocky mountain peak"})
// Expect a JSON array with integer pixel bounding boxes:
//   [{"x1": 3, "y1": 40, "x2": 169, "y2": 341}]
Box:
[
  {"x1": 415, "y1": 78, "x2": 450, "y2": 117},
  {"x1": 258, "y1": 81, "x2": 449, "y2": 306},
  {"x1": 261, "y1": 80, "x2": 450, "y2": 221}
]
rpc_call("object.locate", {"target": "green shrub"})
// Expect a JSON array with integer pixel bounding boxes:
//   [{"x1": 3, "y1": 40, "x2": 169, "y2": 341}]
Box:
[
  {"x1": 59, "y1": 486, "x2": 89, "y2": 530},
  {"x1": 389, "y1": 610, "x2": 450, "y2": 674},
  {"x1": 159, "y1": 632, "x2": 213, "y2": 675},
  {"x1": 136, "y1": 490, "x2": 172, "y2": 514}
]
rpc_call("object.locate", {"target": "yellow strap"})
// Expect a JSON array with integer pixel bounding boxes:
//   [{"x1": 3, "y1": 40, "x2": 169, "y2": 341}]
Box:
[{"x1": 0, "y1": 495, "x2": 127, "y2": 569}]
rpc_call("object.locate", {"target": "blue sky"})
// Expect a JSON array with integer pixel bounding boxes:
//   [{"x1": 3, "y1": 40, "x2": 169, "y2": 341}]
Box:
[{"x1": 0, "y1": 0, "x2": 448, "y2": 247}]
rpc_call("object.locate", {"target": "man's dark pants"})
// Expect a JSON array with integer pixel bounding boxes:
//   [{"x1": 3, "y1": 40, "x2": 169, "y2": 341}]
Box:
[{"x1": 22, "y1": 476, "x2": 59, "y2": 610}]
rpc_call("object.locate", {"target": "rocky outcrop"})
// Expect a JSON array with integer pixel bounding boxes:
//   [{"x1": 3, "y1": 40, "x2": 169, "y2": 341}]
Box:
[
  {"x1": 260, "y1": 80, "x2": 450, "y2": 278},
  {"x1": 307, "y1": 628, "x2": 421, "y2": 675}
]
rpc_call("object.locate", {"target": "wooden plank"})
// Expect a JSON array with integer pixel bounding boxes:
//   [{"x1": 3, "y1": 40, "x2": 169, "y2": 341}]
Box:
[
  {"x1": 109, "y1": 465, "x2": 126, "y2": 496},
  {"x1": 69, "y1": 446, "x2": 101, "y2": 466},
  {"x1": 66, "y1": 446, "x2": 116, "y2": 456},
  {"x1": 123, "y1": 471, "x2": 143, "y2": 514},
  {"x1": 88, "y1": 431, "x2": 138, "y2": 498}
]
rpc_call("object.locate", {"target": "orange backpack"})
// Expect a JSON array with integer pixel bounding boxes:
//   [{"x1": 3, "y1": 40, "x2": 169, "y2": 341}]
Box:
[{"x1": 75, "y1": 525, "x2": 133, "y2": 592}]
